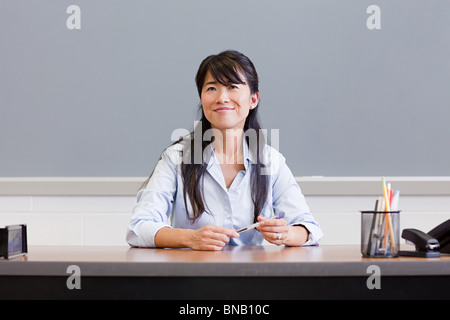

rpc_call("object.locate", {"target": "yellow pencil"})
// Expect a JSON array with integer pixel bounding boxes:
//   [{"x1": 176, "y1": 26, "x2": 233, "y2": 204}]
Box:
[{"x1": 382, "y1": 177, "x2": 396, "y2": 249}]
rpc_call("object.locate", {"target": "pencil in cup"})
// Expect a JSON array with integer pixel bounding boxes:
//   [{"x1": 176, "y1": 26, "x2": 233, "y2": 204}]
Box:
[{"x1": 382, "y1": 178, "x2": 396, "y2": 249}]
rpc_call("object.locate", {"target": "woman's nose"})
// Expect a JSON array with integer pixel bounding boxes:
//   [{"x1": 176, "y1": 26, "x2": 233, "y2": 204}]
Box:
[{"x1": 217, "y1": 88, "x2": 230, "y2": 104}]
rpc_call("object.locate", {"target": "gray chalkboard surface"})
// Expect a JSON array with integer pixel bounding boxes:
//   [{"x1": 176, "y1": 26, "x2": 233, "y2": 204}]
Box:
[{"x1": 1, "y1": 1, "x2": 449, "y2": 177}]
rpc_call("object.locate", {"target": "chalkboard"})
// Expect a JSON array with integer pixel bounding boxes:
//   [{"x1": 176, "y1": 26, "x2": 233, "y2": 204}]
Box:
[{"x1": 1, "y1": 0, "x2": 449, "y2": 177}]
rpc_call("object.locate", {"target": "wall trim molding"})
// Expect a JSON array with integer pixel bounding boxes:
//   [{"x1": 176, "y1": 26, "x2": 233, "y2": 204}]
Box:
[
  {"x1": 297, "y1": 176, "x2": 450, "y2": 196},
  {"x1": 1, "y1": 176, "x2": 450, "y2": 196}
]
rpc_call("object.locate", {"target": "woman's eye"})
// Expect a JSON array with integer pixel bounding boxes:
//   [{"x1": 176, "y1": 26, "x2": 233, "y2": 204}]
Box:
[
  {"x1": 229, "y1": 85, "x2": 238, "y2": 90},
  {"x1": 206, "y1": 87, "x2": 216, "y2": 91}
]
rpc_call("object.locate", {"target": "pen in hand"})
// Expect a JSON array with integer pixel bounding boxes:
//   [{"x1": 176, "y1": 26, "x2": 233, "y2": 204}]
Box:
[{"x1": 236, "y1": 216, "x2": 281, "y2": 233}]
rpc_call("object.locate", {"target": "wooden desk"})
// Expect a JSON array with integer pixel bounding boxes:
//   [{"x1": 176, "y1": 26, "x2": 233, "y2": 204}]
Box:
[{"x1": 1, "y1": 245, "x2": 449, "y2": 300}]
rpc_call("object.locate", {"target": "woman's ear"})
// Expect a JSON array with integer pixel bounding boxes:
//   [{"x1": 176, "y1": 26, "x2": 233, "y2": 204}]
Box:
[{"x1": 250, "y1": 92, "x2": 260, "y2": 109}]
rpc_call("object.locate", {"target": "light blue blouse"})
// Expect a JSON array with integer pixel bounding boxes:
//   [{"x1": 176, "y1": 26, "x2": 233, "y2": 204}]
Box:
[{"x1": 126, "y1": 139, "x2": 323, "y2": 247}]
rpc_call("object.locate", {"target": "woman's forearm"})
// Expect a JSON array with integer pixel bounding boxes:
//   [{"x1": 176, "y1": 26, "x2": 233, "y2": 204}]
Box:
[
  {"x1": 154, "y1": 225, "x2": 239, "y2": 250},
  {"x1": 154, "y1": 227, "x2": 194, "y2": 248}
]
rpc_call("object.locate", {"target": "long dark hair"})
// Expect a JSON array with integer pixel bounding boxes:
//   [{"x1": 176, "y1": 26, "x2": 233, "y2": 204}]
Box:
[{"x1": 144, "y1": 50, "x2": 269, "y2": 223}]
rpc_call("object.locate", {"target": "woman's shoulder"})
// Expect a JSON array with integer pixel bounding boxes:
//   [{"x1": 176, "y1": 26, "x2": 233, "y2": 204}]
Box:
[
  {"x1": 261, "y1": 144, "x2": 286, "y2": 162},
  {"x1": 161, "y1": 135, "x2": 191, "y2": 164},
  {"x1": 165, "y1": 141, "x2": 185, "y2": 153},
  {"x1": 257, "y1": 144, "x2": 286, "y2": 176}
]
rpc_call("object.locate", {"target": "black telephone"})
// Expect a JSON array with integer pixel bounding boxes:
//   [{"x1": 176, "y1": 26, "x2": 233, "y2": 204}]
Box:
[
  {"x1": 399, "y1": 219, "x2": 450, "y2": 258},
  {"x1": 428, "y1": 219, "x2": 450, "y2": 253}
]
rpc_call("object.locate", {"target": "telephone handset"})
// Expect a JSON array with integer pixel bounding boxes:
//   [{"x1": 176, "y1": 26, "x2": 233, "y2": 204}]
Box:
[
  {"x1": 428, "y1": 219, "x2": 450, "y2": 253},
  {"x1": 399, "y1": 219, "x2": 450, "y2": 258}
]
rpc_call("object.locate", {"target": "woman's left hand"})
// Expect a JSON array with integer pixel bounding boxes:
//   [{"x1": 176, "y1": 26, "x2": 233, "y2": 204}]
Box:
[{"x1": 256, "y1": 216, "x2": 289, "y2": 245}]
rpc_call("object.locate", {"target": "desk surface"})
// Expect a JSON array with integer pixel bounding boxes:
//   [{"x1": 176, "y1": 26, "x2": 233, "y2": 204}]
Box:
[{"x1": 1, "y1": 245, "x2": 449, "y2": 277}]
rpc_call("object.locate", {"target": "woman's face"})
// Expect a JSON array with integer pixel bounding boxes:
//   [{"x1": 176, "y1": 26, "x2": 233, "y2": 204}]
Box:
[{"x1": 200, "y1": 71, "x2": 259, "y2": 132}]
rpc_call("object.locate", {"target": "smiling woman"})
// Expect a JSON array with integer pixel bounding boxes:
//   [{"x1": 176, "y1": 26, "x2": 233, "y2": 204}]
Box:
[
  {"x1": 126, "y1": 50, "x2": 323, "y2": 250},
  {"x1": 201, "y1": 74, "x2": 259, "y2": 132},
  {"x1": 198, "y1": 52, "x2": 259, "y2": 133}
]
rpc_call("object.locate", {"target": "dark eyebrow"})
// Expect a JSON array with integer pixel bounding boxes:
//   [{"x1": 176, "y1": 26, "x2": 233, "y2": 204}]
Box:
[
  {"x1": 203, "y1": 81, "x2": 217, "y2": 87},
  {"x1": 203, "y1": 80, "x2": 245, "y2": 88}
]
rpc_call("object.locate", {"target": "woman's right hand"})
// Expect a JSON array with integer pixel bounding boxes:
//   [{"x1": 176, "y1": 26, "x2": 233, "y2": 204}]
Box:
[{"x1": 189, "y1": 225, "x2": 239, "y2": 251}]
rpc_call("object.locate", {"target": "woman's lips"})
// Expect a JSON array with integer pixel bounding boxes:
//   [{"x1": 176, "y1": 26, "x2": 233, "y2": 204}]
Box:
[{"x1": 215, "y1": 107, "x2": 234, "y2": 113}]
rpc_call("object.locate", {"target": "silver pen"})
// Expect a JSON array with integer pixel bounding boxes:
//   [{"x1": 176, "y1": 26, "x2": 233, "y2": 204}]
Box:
[{"x1": 236, "y1": 216, "x2": 281, "y2": 233}]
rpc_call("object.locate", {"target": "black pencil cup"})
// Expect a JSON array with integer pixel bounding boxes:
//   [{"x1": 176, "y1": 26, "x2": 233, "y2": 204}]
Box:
[{"x1": 361, "y1": 211, "x2": 400, "y2": 258}]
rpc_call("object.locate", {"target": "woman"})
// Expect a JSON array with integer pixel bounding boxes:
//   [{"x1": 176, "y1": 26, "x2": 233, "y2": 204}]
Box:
[{"x1": 126, "y1": 50, "x2": 322, "y2": 250}]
